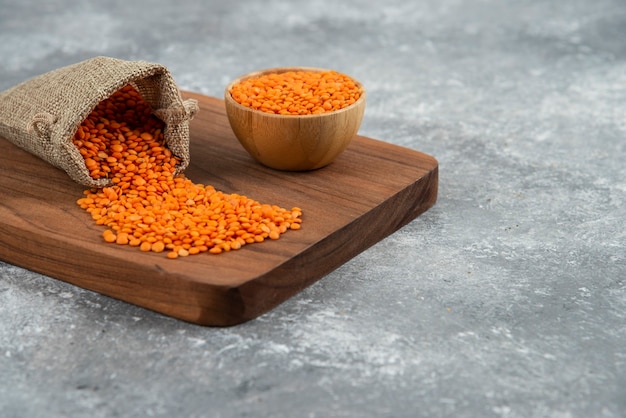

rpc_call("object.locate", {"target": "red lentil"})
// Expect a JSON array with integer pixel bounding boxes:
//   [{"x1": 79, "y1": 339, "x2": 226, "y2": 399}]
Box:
[
  {"x1": 74, "y1": 85, "x2": 302, "y2": 257},
  {"x1": 229, "y1": 70, "x2": 362, "y2": 115}
]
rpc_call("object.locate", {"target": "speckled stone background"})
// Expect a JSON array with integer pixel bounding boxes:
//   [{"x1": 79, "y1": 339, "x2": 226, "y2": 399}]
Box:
[{"x1": 1, "y1": 1, "x2": 625, "y2": 417}]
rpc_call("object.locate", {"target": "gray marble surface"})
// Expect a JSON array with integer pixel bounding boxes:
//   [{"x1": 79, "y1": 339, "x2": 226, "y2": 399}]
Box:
[{"x1": 1, "y1": 0, "x2": 625, "y2": 417}]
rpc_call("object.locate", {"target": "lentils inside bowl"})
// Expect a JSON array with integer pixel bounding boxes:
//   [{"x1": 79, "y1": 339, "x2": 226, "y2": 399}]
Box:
[{"x1": 228, "y1": 69, "x2": 363, "y2": 116}]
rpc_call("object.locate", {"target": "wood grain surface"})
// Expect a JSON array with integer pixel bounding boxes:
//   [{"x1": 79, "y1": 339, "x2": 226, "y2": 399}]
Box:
[{"x1": 0, "y1": 91, "x2": 438, "y2": 326}]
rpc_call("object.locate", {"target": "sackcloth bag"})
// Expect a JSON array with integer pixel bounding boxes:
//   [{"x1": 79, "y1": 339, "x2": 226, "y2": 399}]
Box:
[{"x1": 0, "y1": 56, "x2": 198, "y2": 188}]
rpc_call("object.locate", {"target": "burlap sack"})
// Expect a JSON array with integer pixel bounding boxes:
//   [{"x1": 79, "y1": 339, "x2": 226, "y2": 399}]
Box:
[{"x1": 0, "y1": 56, "x2": 198, "y2": 188}]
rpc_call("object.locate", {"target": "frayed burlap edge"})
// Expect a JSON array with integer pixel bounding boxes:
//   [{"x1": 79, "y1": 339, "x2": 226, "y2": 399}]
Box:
[{"x1": 0, "y1": 56, "x2": 198, "y2": 188}]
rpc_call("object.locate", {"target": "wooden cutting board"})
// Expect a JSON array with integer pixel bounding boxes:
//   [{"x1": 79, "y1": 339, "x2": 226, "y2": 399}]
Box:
[{"x1": 0, "y1": 91, "x2": 438, "y2": 326}]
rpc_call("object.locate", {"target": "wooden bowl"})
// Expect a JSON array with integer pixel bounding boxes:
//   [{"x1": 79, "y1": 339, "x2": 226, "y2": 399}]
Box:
[{"x1": 224, "y1": 67, "x2": 366, "y2": 171}]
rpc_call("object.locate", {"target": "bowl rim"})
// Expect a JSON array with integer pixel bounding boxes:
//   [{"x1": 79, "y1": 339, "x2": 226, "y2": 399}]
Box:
[{"x1": 224, "y1": 66, "x2": 366, "y2": 119}]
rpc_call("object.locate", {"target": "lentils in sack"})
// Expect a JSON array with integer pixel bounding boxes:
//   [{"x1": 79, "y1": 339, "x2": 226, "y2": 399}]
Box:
[{"x1": 0, "y1": 56, "x2": 197, "y2": 188}]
